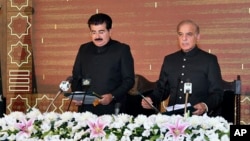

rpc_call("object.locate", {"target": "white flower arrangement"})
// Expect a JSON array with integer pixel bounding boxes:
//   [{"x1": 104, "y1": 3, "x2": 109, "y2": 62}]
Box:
[{"x1": 0, "y1": 108, "x2": 230, "y2": 141}]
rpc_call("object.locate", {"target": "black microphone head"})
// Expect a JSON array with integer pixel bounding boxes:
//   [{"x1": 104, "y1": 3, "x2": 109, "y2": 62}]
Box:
[{"x1": 82, "y1": 78, "x2": 91, "y2": 86}]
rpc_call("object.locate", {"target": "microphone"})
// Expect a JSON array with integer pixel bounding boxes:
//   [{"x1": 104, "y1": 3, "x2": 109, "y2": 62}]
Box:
[
  {"x1": 184, "y1": 80, "x2": 192, "y2": 115},
  {"x1": 114, "y1": 102, "x2": 121, "y2": 115},
  {"x1": 82, "y1": 78, "x2": 91, "y2": 91},
  {"x1": 184, "y1": 82, "x2": 192, "y2": 94},
  {"x1": 46, "y1": 76, "x2": 72, "y2": 112},
  {"x1": 59, "y1": 76, "x2": 72, "y2": 91}
]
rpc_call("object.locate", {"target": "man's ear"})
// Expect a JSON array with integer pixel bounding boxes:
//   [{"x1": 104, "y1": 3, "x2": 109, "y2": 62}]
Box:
[
  {"x1": 196, "y1": 34, "x2": 201, "y2": 41},
  {"x1": 109, "y1": 29, "x2": 112, "y2": 36},
  {"x1": 196, "y1": 34, "x2": 201, "y2": 42}
]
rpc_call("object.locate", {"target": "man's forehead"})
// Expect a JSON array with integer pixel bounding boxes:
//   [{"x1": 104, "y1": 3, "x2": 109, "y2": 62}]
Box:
[
  {"x1": 180, "y1": 24, "x2": 196, "y2": 30},
  {"x1": 178, "y1": 31, "x2": 195, "y2": 35},
  {"x1": 90, "y1": 26, "x2": 106, "y2": 31}
]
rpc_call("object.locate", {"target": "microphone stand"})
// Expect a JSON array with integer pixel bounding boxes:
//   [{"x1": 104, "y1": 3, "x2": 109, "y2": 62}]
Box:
[
  {"x1": 184, "y1": 90, "x2": 190, "y2": 116},
  {"x1": 67, "y1": 76, "x2": 81, "y2": 111},
  {"x1": 80, "y1": 78, "x2": 91, "y2": 112},
  {"x1": 80, "y1": 92, "x2": 87, "y2": 112},
  {"x1": 46, "y1": 90, "x2": 62, "y2": 112},
  {"x1": 183, "y1": 81, "x2": 192, "y2": 117},
  {"x1": 66, "y1": 91, "x2": 75, "y2": 111},
  {"x1": 114, "y1": 102, "x2": 121, "y2": 115},
  {"x1": 46, "y1": 80, "x2": 71, "y2": 112}
]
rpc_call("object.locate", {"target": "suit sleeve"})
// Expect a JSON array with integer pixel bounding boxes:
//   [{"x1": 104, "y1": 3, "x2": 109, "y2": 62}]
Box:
[
  {"x1": 111, "y1": 45, "x2": 135, "y2": 101},
  {"x1": 204, "y1": 56, "x2": 224, "y2": 111}
]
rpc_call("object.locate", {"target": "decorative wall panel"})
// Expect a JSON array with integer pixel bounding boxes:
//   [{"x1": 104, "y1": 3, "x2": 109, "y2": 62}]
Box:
[{"x1": 7, "y1": 0, "x2": 33, "y2": 94}]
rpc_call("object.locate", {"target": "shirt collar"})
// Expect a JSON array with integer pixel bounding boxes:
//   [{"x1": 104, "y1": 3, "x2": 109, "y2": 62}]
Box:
[
  {"x1": 94, "y1": 39, "x2": 112, "y2": 54},
  {"x1": 181, "y1": 45, "x2": 199, "y2": 57}
]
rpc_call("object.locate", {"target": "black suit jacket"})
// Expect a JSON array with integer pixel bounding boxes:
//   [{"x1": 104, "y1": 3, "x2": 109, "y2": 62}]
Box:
[
  {"x1": 151, "y1": 46, "x2": 223, "y2": 115},
  {"x1": 71, "y1": 39, "x2": 135, "y2": 115}
]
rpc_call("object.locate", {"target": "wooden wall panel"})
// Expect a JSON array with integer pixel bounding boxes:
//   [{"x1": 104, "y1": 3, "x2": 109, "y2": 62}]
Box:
[{"x1": 31, "y1": 0, "x2": 250, "y2": 94}]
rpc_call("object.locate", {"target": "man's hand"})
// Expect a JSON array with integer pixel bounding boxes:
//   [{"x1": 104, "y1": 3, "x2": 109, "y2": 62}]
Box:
[
  {"x1": 72, "y1": 100, "x2": 82, "y2": 106},
  {"x1": 98, "y1": 93, "x2": 113, "y2": 105},
  {"x1": 72, "y1": 93, "x2": 113, "y2": 106},
  {"x1": 141, "y1": 97, "x2": 153, "y2": 109},
  {"x1": 192, "y1": 102, "x2": 207, "y2": 115}
]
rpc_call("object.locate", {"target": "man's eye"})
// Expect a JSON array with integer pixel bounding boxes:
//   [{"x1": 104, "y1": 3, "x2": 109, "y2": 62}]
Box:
[
  {"x1": 99, "y1": 31, "x2": 105, "y2": 34},
  {"x1": 178, "y1": 33, "x2": 183, "y2": 36},
  {"x1": 187, "y1": 33, "x2": 193, "y2": 36}
]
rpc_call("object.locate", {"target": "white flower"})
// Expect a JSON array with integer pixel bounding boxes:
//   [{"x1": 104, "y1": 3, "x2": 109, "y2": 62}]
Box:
[
  {"x1": 99, "y1": 114, "x2": 113, "y2": 124},
  {"x1": 134, "y1": 114, "x2": 148, "y2": 126},
  {"x1": 73, "y1": 111, "x2": 97, "y2": 127},
  {"x1": 0, "y1": 108, "x2": 230, "y2": 140},
  {"x1": 7, "y1": 134, "x2": 16, "y2": 141},
  {"x1": 45, "y1": 112, "x2": 60, "y2": 120},
  {"x1": 123, "y1": 128, "x2": 133, "y2": 137},
  {"x1": 117, "y1": 113, "x2": 133, "y2": 123},
  {"x1": 102, "y1": 132, "x2": 118, "y2": 141},
  {"x1": 74, "y1": 130, "x2": 89, "y2": 140},
  {"x1": 8, "y1": 111, "x2": 26, "y2": 121},
  {"x1": 40, "y1": 120, "x2": 52, "y2": 132},
  {"x1": 133, "y1": 136, "x2": 143, "y2": 141},
  {"x1": 143, "y1": 117, "x2": 155, "y2": 130},
  {"x1": 0, "y1": 132, "x2": 8, "y2": 140},
  {"x1": 142, "y1": 129, "x2": 151, "y2": 137},
  {"x1": 26, "y1": 108, "x2": 42, "y2": 119},
  {"x1": 221, "y1": 134, "x2": 230, "y2": 141},
  {"x1": 121, "y1": 135, "x2": 131, "y2": 141},
  {"x1": 60, "y1": 111, "x2": 74, "y2": 122},
  {"x1": 44, "y1": 134, "x2": 60, "y2": 141}
]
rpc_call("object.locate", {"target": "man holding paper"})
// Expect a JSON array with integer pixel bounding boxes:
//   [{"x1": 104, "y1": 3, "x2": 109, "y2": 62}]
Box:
[
  {"x1": 141, "y1": 20, "x2": 223, "y2": 116},
  {"x1": 71, "y1": 13, "x2": 134, "y2": 116}
]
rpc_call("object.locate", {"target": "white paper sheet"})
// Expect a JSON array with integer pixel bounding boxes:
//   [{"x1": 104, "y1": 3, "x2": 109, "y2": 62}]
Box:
[{"x1": 166, "y1": 103, "x2": 191, "y2": 112}]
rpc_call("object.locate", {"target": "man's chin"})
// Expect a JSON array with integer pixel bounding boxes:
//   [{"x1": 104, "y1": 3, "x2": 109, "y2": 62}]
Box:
[
  {"x1": 94, "y1": 42, "x2": 105, "y2": 47},
  {"x1": 182, "y1": 47, "x2": 193, "y2": 52}
]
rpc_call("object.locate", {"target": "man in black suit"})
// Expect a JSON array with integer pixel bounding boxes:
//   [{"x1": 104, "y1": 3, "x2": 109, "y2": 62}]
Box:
[
  {"x1": 141, "y1": 20, "x2": 223, "y2": 116},
  {"x1": 71, "y1": 13, "x2": 135, "y2": 116}
]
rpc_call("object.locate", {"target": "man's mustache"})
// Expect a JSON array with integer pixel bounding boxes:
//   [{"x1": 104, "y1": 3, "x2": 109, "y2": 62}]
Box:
[{"x1": 95, "y1": 38, "x2": 103, "y2": 41}]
